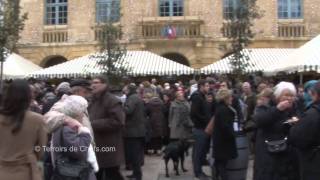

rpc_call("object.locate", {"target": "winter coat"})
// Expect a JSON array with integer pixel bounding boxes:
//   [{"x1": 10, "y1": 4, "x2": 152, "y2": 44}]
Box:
[
  {"x1": 163, "y1": 101, "x2": 171, "y2": 139},
  {"x1": 242, "y1": 93, "x2": 257, "y2": 132},
  {"x1": 253, "y1": 105, "x2": 300, "y2": 180},
  {"x1": 42, "y1": 96, "x2": 60, "y2": 114},
  {"x1": 0, "y1": 111, "x2": 47, "y2": 180},
  {"x1": 212, "y1": 102, "x2": 238, "y2": 160},
  {"x1": 51, "y1": 126, "x2": 96, "y2": 180},
  {"x1": 242, "y1": 93, "x2": 256, "y2": 122},
  {"x1": 169, "y1": 100, "x2": 193, "y2": 139},
  {"x1": 190, "y1": 91, "x2": 211, "y2": 129},
  {"x1": 124, "y1": 93, "x2": 146, "y2": 138},
  {"x1": 290, "y1": 102, "x2": 320, "y2": 180},
  {"x1": 146, "y1": 97, "x2": 166, "y2": 138},
  {"x1": 88, "y1": 90, "x2": 125, "y2": 168}
]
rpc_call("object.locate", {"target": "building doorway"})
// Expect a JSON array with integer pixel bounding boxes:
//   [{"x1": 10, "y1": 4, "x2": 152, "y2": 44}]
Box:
[
  {"x1": 42, "y1": 55, "x2": 67, "y2": 68},
  {"x1": 162, "y1": 53, "x2": 190, "y2": 66}
]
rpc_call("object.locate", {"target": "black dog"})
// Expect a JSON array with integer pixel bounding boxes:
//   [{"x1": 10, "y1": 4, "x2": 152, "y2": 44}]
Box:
[{"x1": 163, "y1": 140, "x2": 191, "y2": 177}]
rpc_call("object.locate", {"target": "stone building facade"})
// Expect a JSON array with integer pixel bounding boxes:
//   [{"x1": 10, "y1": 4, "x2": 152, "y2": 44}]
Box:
[{"x1": 18, "y1": 0, "x2": 320, "y2": 68}]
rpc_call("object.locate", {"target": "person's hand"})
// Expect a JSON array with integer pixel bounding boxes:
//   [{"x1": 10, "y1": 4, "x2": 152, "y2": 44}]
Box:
[
  {"x1": 277, "y1": 100, "x2": 291, "y2": 111},
  {"x1": 287, "y1": 117, "x2": 299, "y2": 124},
  {"x1": 64, "y1": 117, "x2": 82, "y2": 130}
]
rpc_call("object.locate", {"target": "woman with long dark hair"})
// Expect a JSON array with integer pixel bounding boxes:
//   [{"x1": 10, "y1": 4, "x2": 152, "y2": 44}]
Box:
[{"x1": 0, "y1": 79, "x2": 47, "y2": 180}]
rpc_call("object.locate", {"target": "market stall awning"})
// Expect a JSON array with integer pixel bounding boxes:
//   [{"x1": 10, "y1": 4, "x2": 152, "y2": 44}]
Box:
[
  {"x1": 265, "y1": 34, "x2": 320, "y2": 75},
  {"x1": 201, "y1": 48, "x2": 295, "y2": 74},
  {"x1": 3, "y1": 53, "x2": 42, "y2": 79},
  {"x1": 28, "y1": 51, "x2": 195, "y2": 78}
]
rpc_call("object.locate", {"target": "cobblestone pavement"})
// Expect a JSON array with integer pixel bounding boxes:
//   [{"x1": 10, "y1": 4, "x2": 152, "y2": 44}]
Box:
[{"x1": 121, "y1": 150, "x2": 254, "y2": 180}]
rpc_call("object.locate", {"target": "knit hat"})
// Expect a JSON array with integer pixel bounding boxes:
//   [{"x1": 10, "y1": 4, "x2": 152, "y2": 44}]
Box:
[
  {"x1": 304, "y1": 80, "x2": 318, "y2": 108},
  {"x1": 56, "y1": 82, "x2": 71, "y2": 94}
]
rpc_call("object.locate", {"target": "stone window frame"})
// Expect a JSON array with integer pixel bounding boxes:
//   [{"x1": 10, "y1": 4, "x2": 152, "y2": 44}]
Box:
[
  {"x1": 159, "y1": 0, "x2": 184, "y2": 17},
  {"x1": 278, "y1": 0, "x2": 303, "y2": 19},
  {"x1": 96, "y1": 0, "x2": 120, "y2": 23},
  {"x1": 45, "y1": 0, "x2": 68, "y2": 25}
]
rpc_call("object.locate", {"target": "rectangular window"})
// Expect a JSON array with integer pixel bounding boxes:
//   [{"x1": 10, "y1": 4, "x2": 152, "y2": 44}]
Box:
[
  {"x1": 159, "y1": 0, "x2": 183, "y2": 17},
  {"x1": 223, "y1": 0, "x2": 234, "y2": 20},
  {"x1": 96, "y1": 0, "x2": 120, "y2": 23},
  {"x1": 278, "y1": 0, "x2": 302, "y2": 19},
  {"x1": 45, "y1": 0, "x2": 68, "y2": 25},
  {"x1": 223, "y1": 0, "x2": 244, "y2": 20}
]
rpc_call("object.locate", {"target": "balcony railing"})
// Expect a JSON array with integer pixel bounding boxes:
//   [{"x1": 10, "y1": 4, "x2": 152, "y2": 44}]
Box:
[
  {"x1": 222, "y1": 22, "x2": 248, "y2": 38},
  {"x1": 43, "y1": 30, "x2": 68, "y2": 43},
  {"x1": 94, "y1": 27, "x2": 122, "y2": 41},
  {"x1": 278, "y1": 24, "x2": 305, "y2": 37},
  {"x1": 138, "y1": 17, "x2": 203, "y2": 39}
]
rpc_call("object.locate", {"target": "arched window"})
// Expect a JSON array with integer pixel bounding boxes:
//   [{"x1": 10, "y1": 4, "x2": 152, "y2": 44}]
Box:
[
  {"x1": 96, "y1": 0, "x2": 120, "y2": 23},
  {"x1": 45, "y1": 0, "x2": 68, "y2": 25},
  {"x1": 278, "y1": 0, "x2": 302, "y2": 19},
  {"x1": 159, "y1": 0, "x2": 184, "y2": 17}
]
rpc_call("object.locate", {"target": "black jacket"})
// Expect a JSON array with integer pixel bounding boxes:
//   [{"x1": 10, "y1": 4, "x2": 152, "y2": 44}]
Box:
[
  {"x1": 253, "y1": 105, "x2": 299, "y2": 180},
  {"x1": 290, "y1": 102, "x2": 320, "y2": 180},
  {"x1": 190, "y1": 91, "x2": 211, "y2": 129},
  {"x1": 124, "y1": 93, "x2": 147, "y2": 138},
  {"x1": 212, "y1": 102, "x2": 237, "y2": 160}
]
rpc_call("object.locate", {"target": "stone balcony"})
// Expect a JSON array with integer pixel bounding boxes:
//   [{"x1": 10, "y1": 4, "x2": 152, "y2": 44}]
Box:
[
  {"x1": 136, "y1": 16, "x2": 204, "y2": 40},
  {"x1": 42, "y1": 25, "x2": 68, "y2": 43}
]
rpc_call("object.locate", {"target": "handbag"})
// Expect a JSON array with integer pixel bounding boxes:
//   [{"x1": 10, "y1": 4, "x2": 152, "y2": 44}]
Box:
[
  {"x1": 54, "y1": 156, "x2": 90, "y2": 178},
  {"x1": 51, "y1": 127, "x2": 91, "y2": 180},
  {"x1": 265, "y1": 137, "x2": 288, "y2": 154}
]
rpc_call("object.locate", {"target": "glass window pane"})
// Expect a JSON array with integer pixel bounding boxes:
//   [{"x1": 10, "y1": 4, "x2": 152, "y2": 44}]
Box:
[
  {"x1": 290, "y1": 0, "x2": 302, "y2": 18},
  {"x1": 45, "y1": 0, "x2": 67, "y2": 25},
  {"x1": 159, "y1": 0, "x2": 183, "y2": 17},
  {"x1": 278, "y1": 0, "x2": 288, "y2": 18},
  {"x1": 96, "y1": 0, "x2": 120, "y2": 23},
  {"x1": 223, "y1": 0, "x2": 239, "y2": 20}
]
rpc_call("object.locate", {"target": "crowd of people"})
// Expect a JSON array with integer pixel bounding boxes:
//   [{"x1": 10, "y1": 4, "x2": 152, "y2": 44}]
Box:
[{"x1": 0, "y1": 75, "x2": 320, "y2": 180}]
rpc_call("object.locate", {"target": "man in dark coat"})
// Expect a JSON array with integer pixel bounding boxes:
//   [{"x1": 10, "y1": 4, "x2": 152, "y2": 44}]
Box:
[
  {"x1": 190, "y1": 79, "x2": 211, "y2": 178},
  {"x1": 123, "y1": 84, "x2": 146, "y2": 180},
  {"x1": 89, "y1": 76, "x2": 125, "y2": 180},
  {"x1": 241, "y1": 82, "x2": 257, "y2": 154}
]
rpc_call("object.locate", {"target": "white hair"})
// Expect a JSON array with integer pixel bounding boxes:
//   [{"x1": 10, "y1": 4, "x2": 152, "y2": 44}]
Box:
[
  {"x1": 52, "y1": 95, "x2": 88, "y2": 119},
  {"x1": 274, "y1": 81, "x2": 296, "y2": 99}
]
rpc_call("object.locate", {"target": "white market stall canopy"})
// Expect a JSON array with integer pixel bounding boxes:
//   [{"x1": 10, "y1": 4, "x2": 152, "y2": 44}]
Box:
[
  {"x1": 266, "y1": 35, "x2": 320, "y2": 75},
  {"x1": 29, "y1": 51, "x2": 195, "y2": 78},
  {"x1": 201, "y1": 48, "x2": 295, "y2": 74},
  {"x1": 3, "y1": 53, "x2": 42, "y2": 79}
]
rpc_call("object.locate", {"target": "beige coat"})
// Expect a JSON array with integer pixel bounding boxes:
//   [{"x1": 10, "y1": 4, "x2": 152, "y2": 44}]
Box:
[{"x1": 0, "y1": 111, "x2": 47, "y2": 180}]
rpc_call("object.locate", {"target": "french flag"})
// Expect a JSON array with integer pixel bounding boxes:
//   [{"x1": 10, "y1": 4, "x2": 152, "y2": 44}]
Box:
[{"x1": 167, "y1": 26, "x2": 177, "y2": 39}]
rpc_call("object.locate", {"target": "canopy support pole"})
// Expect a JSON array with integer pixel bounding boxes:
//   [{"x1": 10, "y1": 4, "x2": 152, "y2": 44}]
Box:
[
  {"x1": 0, "y1": 59, "x2": 3, "y2": 94},
  {"x1": 299, "y1": 73, "x2": 303, "y2": 85}
]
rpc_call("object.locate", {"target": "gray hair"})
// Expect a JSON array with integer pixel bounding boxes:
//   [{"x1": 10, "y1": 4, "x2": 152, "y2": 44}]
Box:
[{"x1": 274, "y1": 81, "x2": 296, "y2": 99}]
